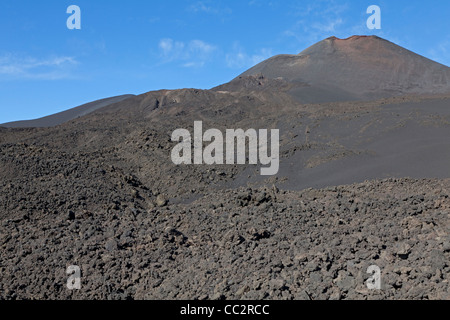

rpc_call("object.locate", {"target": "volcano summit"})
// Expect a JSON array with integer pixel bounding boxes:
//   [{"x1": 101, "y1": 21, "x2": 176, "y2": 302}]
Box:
[{"x1": 219, "y1": 35, "x2": 450, "y2": 103}]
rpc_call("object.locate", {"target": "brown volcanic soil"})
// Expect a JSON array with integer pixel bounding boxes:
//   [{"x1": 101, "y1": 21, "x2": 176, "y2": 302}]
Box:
[{"x1": 0, "y1": 36, "x2": 449, "y2": 300}]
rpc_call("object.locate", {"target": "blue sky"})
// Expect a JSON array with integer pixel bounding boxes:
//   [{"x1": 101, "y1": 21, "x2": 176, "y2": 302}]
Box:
[{"x1": 0, "y1": 0, "x2": 449, "y2": 123}]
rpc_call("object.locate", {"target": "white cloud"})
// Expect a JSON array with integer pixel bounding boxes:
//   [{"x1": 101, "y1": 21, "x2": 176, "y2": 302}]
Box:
[
  {"x1": 312, "y1": 18, "x2": 343, "y2": 33},
  {"x1": 0, "y1": 54, "x2": 78, "y2": 80},
  {"x1": 428, "y1": 39, "x2": 450, "y2": 67},
  {"x1": 187, "y1": 1, "x2": 232, "y2": 15},
  {"x1": 190, "y1": 40, "x2": 216, "y2": 56},
  {"x1": 158, "y1": 38, "x2": 217, "y2": 68},
  {"x1": 226, "y1": 44, "x2": 272, "y2": 69},
  {"x1": 158, "y1": 38, "x2": 185, "y2": 60},
  {"x1": 283, "y1": 0, "x2": 349, "y2": 46},
  {"x1": 182, "y1": 61, "x2": 205, "y2": 68},
  {"x1": 158, "y1": 39, "x2": 272, "y2": 69}
]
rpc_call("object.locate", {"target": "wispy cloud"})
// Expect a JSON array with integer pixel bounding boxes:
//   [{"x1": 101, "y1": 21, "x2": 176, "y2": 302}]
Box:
[
  {"x1": 187, "y1": 1, "x2": 232, "y2": 15},
  {"x1": 158, "y1": 38, "x2": 272, "y2": 70},
  {"x1": 226, "y1": 43, "x2": 272, "y2": 69},
  {"x1": 0, "y1": 54, "x2": 78, "y2": 80},
  {"x1": 311, "y1": 18, "x2": 343, "y2": 33},
  {"x1": 158, "y1": 38, "x2": 217, "y2": 68},
  {"x1": 159, "y1": 38, "x2": 186, "y2": 60},
  {"x1": 428, "y1": 38, "x2": 450, "y2": 67},
  {"x1": 283, "y1": 0, "x2": 349, "y2": 46},
  {"x1": 248, "y1": 1, "x2": 279, "y2": 8}
]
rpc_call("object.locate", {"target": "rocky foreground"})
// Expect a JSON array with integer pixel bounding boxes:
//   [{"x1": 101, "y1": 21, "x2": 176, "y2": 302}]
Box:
[{"x1": 1, "y1": 178, "x2": 448, "y2": 300}]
